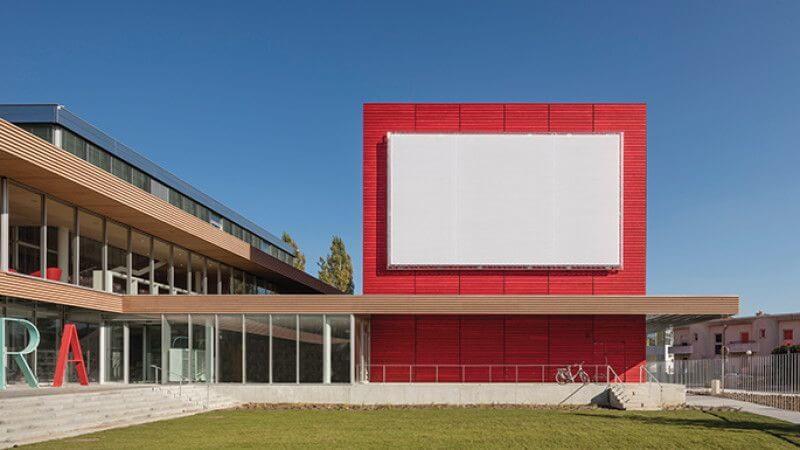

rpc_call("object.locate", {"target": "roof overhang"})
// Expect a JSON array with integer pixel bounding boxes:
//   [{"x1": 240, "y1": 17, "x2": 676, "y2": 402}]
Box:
[{"x1": 0, "y1": 273, "x2": 739, "y2": 317}]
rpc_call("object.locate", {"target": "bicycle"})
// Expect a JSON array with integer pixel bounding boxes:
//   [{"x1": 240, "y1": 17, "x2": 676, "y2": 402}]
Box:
[{"x1": 555, "y1": 362, "x2": 591, "y2": 384}]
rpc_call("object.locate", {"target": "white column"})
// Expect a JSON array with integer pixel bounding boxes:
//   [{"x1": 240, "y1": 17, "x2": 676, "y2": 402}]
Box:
[
  {"x1": 323, "y1": 315, "x2": 332, "y2": 384},
  {"x1": 0, "y1": 177, "x2": 8, "y2": 271},
  {"x1": 123, "y1": 323, "x2": 130, "y2": 384},
  {"x1": 57, "y1": 226, "x2": 70, "y2": 282},
  {"x1": 350, "y1": 314, "x2": 356, "y2": 384},
  {"x1": 99, "y1": 322, "x2": 107, "y2": 384},
  {"x1": 39, "y1": 194, "x2": 46, "y2": 277}
]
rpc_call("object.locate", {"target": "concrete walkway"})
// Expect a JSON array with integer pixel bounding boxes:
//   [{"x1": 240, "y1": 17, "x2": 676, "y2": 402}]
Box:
[{"x1": 686, "y1": 394, "x2": 800, "y2": 425}]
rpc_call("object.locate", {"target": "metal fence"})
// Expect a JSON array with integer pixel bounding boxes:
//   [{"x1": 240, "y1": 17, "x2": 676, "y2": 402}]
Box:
[
  {"x1": 647, "y1": 353, "x2": 800, "y2": 394},
  {"x1": 365, "y1": 364, "x2": 622, "y2": 384}
]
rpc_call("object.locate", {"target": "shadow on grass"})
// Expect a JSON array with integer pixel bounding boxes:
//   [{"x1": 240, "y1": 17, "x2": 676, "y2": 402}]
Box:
[{"x1": 573, "y1": 411, "x2": 800, "y2": 447}]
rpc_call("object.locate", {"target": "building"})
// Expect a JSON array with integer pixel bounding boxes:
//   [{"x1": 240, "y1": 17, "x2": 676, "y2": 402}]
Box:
[
  {"x1": 671, "y1": 312, "x2": 800, "y2": 360},
  {"x1": 1, "y1": 102, "x2": 737, "y2": 389}
]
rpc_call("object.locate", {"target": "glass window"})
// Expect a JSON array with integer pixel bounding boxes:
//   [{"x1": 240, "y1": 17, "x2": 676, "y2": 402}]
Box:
[
  {"x1": 197, "y1": 205, "x2": 210, "y2": 222},
  {"x1": 35, "y1": 302, "x2": 63, "y2": 383},
  {"x1": 189, "y1": 253, "x2": 204, "y2": 294},
  {"x1": 152, "y1": 239, "x2": 170, "y2": 295},
  {"x1": 111, "y1": 157, "x2": 132, "y2": 182},
  {"x1": 105, "y1": 323, "x2": 125, "y2": 382},
  {"x1": 78, "y1": 210, "x2": 103, "y2": 290},
  {"x1": 86, "y1": 143, "x2": 111, "y2": 172},
  {"x1": 150, "y1": 179, "x2": 170, "y2": 202},
  {"x1": 173, "y1": 246, "x2": 189, "y2": 295},
  {"x1": 209, "y1": 212, "x2": 222, "y2": 229},
  {"x1": 299, "y1": 315, "x2": 323, "y2": 383},
  {"x1": 107, "y1": 221, "x2": 129, "y2": 294},
  {"x1": 256, "y1": 278, "x2": 271, "y2": 295},
  {"x1": 327, "y1": 315, "x2": 351, "y2": 383},
  {"x1": 231, "y1": 268, "x2": 244, "y2": 294},
  {"x1": 131, "y1": 230, "x2": 151, "y2": 295},
  {"x1": 207, "y1": 260, "x2": 220, "y2": 295},
  {"x1": 192, "y1": 315, "x2": 214, "y2": 382},
  {"x1": 218, "y1": 315, "x2": 243, "y2": 382},
  {"x1": 131, "y1": 167, "x2": 150, "y2": 191},
  {"x1": 245, "y1": 315, "x2": 269, "y2": 383},
  {"x1": 220, "y1": 264, "x2": 231, "y2": 294},
  {"x1": 271, "y1": 315, "x2": 296, "y2": 383},
  {"x1": 166, "y1": 315, "x2": 190, "y2": 382},
  {"x1": 126, "y1": 316, "x2": 161, "y2": 383},
  {"x1": 168, "y1": 189, "x2": 182, "y2": 209},
  {"x1": 61, "y1": 128, "x2": 87, "y2": 159},
  {"x1": 243, "y1": 272, "x2": 256, "y2": 294},
  {"x1": 19, "y1": 124, "x2": 54, "y2": 143},
  {"x1": 45, "y1": 198, "x2": 74, "y2": 283},
  {"x1": 8, "y1": 183, "x2": 41, "y2": 276}
]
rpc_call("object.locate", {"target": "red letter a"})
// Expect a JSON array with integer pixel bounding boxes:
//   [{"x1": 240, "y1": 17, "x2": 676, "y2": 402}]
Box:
[{"x1": 52, "y1": 323, "x2": 89, "y2": 386}]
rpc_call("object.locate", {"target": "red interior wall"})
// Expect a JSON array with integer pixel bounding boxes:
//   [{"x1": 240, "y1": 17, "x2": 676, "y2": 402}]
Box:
[
  {"x1": 370, "y1": 314, "x2": 645, "y2": 382},
  {"x1": 363, "y1": 103, "x2": 647, "y2": 295}
]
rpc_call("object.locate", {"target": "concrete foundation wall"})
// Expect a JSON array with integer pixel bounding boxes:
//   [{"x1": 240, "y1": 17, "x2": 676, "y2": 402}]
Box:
[{"x1": 213, "y1": 383, "x2": 685, "y2": 407}]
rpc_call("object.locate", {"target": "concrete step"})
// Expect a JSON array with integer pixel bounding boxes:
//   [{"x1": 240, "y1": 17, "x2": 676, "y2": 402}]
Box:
[
  {"x1": 1, "y1": 394, "x2": 186, "y2": 424},
  {"x1": 2, "y1": 404, "x2": 202, "y2": 447}
]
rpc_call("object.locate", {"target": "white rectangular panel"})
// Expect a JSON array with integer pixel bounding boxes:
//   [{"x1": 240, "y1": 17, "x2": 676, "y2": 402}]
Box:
[{"x1": 387, "y1": 133, "x2": 622, "y2": 268}]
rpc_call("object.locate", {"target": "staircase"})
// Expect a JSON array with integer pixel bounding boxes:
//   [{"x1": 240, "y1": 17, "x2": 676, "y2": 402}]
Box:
[
  {"x1": 608, "y1": 384, "x2": 662, "y2": 411},
  {"x1": 0, "y1": 385, "x2": 238, "y2": 448}
]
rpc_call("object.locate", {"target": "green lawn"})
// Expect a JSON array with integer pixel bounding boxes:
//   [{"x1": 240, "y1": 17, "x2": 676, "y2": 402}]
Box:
[{"x1": 26, "y1": 407, "x2": 800, "y2": 449}]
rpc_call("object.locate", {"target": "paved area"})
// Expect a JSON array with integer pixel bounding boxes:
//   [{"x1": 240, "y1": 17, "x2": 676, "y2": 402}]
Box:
[{"x1": 686, "y1": 394, "x2": 800, "y2": 425}]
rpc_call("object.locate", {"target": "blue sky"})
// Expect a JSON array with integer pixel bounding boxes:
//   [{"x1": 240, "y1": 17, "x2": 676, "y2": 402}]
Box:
[{"x1": 2, "y1": 1, "x2": 798, "y2": 314}]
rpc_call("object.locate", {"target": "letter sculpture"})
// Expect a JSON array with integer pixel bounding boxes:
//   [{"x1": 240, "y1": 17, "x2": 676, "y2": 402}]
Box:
[
  {"x1": 52, "y1": 323, "x2": 89, "y2": 386},
  {"x1": 0, "y1": 318, "x2": 40, "y2": 389}
]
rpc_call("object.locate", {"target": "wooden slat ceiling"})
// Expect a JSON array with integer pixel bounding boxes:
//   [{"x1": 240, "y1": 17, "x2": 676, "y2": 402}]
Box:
[
  {"x1": 0, "y1": 120, "x2": 337, "y2": 294},
  {"x1": 0, "y1": 273, "x2": 738, "y2": 316}
]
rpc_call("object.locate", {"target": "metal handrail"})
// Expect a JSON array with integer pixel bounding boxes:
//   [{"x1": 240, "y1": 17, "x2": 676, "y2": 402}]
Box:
[
  {"x1": 639, "y1": 364, "x2": 664, "y2": 405},
  {"x1": 151, "y1": 364, "x2": 210, "y2": 407},
  {"x1": 367, "y1": 364, "x2": 621, "y2": 384}
]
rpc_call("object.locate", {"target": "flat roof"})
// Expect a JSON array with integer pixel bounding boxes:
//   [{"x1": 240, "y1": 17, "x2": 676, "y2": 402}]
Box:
[{"x1": 0, "y1": 104, "x2": 293, "y2": 255}]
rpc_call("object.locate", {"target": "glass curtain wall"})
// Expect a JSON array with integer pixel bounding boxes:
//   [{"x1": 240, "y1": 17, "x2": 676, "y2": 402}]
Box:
[
  {"x1": 245, "y1": 315, "x2": 269, "y2": 382},
  {"x1": 35, "y1": 301, "x2": 63, "y2": 383},
  {"x1": 127, "y1": 317, "x2": 161, "y2": 383},
  {"x1": 165, "y1": 315, "x2": 190, "y2": 381},
  {"x1": 272, "y1": 314, "x2": 297, "y2": 383},
  {"x1": 78, "y1": 211, "x2": 104, "y2": 290},
  {"x1": 207, "y1": 260, "x2": 220, "y2": 295},
  {"x1": 220, "y1": 265, "x2": 231, "y2": 294},
  {"x1": 131, "y1": 230, "x2": 151, "y2": 295},
  {"x1": 218, "y1": 315, "x2": 243, "y2": 382},
  {"x1": 105, "y1": 323, "x2": 124, "y2": 381},
  {"x1": 65, "y1": 308, "x2": 101, "y2": 382},
  {"x1": 107, "y1": 221, "x2": 129, "y2": 294},
  {"x1": 173, "y1": 247, "x2": 189, "y2": 295},
  {"x1": 152, "y1": 239, "x2": 170, "y2": 295},
  {"x1": 190, "y1": 254, "x2": 203, "y2": 294},
  {"x1": 299, "y1": 316, "x2": 324, "y2": 383},
  {"x1": 3, "y1": 299, "x2": 35, "y2": 383},
  {"x1": 192, "y1": 315, "x2": 214, "y2": 382},
  {"x1": 45, "y1": 198, "x2": 74, "y2": 283},
  {"x1": 327, "y1": 315, "x2": 352, "y2": 383},
  {"x1": 8, "y1": 183, "x2": 41, "y2": 276}
]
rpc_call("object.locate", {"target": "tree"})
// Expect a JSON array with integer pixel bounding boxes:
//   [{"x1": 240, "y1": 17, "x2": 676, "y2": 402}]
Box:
[
  {"x1": 317, "y1": 235, "x2": 354, "y2": 294},
  {"x1": 281, "y1": 232, "x2": 306, "y2": 271}
]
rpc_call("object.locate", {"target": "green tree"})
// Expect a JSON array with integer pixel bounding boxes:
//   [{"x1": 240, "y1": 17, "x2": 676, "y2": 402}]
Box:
[
  {"x1": 281, "y1": 232, "x2": 306, "y2": 271},
  {"x1": 317, "y1": 235, "x2": 354, "y2": 294}
]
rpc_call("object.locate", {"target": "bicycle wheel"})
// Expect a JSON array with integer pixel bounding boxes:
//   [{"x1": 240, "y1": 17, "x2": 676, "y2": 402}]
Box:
[
  {"x1": 578, "y1": 371, "x2": 590, "y2": 384},
  {"x1": 555, "y1": 371, "x2": 569, "y2": 385}
]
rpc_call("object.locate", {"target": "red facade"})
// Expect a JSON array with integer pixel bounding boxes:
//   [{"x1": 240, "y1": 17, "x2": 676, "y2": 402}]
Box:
[{"x1": 363, "y1": 103, "x2": 647, "y2": 381}]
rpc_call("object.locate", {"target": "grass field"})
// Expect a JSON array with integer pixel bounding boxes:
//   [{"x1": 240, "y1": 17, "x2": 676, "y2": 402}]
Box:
[{"x1": 25, "y1": 406, "x2": 800, "y2": 449}]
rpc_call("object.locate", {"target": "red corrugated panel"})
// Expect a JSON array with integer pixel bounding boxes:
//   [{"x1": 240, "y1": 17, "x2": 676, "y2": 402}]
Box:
[
  {"x1": 504, "y1": 272, "x2": 548, "y2": 294},
  {"x1": 460, "y1": 316, "x2": 504, "y2": 381},
  {"x1": 363, "y1": 104, "x2": 415, "y2": 294},
  {"x1": 369, "y1": 315, "x2": 415, "y2": 382},
  {"x1": 415, "y1": 315, "x2": 461, "y2": 381},
  {"x1": 458, "y1": 272, "x2": 504, "y2": 294},
  {"x1": 504, "y1": 104, "x2": 549, "y2": 132},
  {"x1": 459, "y1": 104, "x2": 504, "y2": 131},
  {"x1": 548, "y1": 315, "x2": 594, "y2": 381},
  {"x1": 504, "y1": 316, "x2": 549, "y2": 382},
  {"x1": 593, "y1": 104, "x2": 647, "y2": 295},
  {"x1": 415, "y1": 270, "x2": 459, "y2": 294},
  {"x1": 415, "y1": 104, "x2": 461, "y2": 130}
]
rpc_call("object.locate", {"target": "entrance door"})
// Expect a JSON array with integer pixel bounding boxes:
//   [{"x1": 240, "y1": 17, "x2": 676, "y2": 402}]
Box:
[{"x1": 127, "y1": 321, "x2": 161, "y2": 383}]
